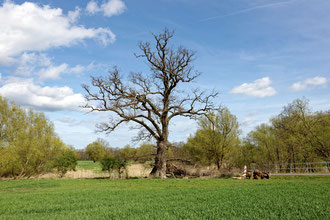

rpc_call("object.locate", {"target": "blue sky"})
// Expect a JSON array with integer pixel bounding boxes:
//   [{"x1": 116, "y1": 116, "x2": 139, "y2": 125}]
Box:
[{"x1": 0, "y1": 0, "x2": 329, "y2": 149}]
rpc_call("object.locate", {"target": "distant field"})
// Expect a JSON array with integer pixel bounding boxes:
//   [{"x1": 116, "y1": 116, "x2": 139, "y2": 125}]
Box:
[
  {"x1": 0, "y1": 176, "x2": 329, "y2": 219},
  {"x1": 76, "y1": 160, "x2": 102, "y2": 171}
]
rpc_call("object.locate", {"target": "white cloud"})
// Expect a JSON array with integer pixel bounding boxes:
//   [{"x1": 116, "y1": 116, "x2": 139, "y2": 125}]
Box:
[
  {"x1": 86, "y1": 0, "x2": 99, "y2": 14},
  {"x1": 69, "y1": 63, "x2": 95, "y2": 74},
  {"x1": 290, "y1": 76, "x2": 327, "y2": 91},
  {"x1": 38, "y1": 63, "x2": 69, "y2": 80},
  {"x1": 12, "y1": 52, "x2": 51, "y2": 76},
  {"x1": 230, "y1": 77, "x2": 277, "y2": 97},
  {"x1": 86, "y1": 0, "x2": 126, "y2": 17},
  {"x1": 0, "y1": 77, "x2": 85, "y2": 111},
  {"x1": 12, "y1": 53, "x2": 94, "y2": 80},
  {"x1": 38, "y1": 63, "x2": 94, "y2": 80},
  {"x1": 69, "y1": 65, "x2": 86, "y2": 74},
  {"x1": 0, "y1": 1, "x2": 115, "y2": 65},
  {"x1": 68, "y1": 6, "x2": 81, "y2": 23},
  {"x1": 0, "y1": 72, "x2": 2, "y2": 82},
  {"x1": 102, "y1": 0, "x2": 126, "y2": 17}
]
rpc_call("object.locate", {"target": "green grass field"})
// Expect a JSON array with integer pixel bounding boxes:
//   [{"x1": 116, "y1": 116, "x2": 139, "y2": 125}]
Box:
[
  {"x1": 0, "y1": 176, "x2": 329, "y2": 219},
  {"x1": 76, "y1": 160, "x2": 102, "y2": 171}
]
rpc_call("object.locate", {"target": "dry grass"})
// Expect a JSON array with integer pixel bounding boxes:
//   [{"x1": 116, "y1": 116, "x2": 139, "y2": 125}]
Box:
[
  {"x1": 126, "y1": 163, "x2": 152, "y2": 178},
  {"x1": 38, "y1": 163, "x2": 151, "y2": 179},
  {"x1": 26, "y1": 162, "x2": 240, "y2": 180}
]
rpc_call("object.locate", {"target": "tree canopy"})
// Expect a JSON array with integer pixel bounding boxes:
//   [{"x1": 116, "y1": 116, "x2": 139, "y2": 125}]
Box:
[
  {"x1": 184, "y1": 107, "x2": 240, "y2": 169},
  {"x1": 0, "y1": 96, "x2": 75, "y2": 179}
]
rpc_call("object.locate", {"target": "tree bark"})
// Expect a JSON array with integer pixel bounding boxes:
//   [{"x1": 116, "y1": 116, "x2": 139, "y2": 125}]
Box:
[
  {"x1": 216, "y1": 158, "x2": 220, "y2": 170},
  {"x1": 150, "y1": 141, "x2": 169, "y2": 178}
]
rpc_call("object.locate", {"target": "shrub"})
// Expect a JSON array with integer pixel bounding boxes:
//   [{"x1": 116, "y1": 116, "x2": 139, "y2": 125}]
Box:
[
  {"x1": 101, "y1": 156, "x2": 128, "y2": 179},
  {"x1": 52, "y1": 149, "x2": 77, "y2": 177},
  {"x1": 100, "y1": 156, "x2": 117, "y2": 178}
]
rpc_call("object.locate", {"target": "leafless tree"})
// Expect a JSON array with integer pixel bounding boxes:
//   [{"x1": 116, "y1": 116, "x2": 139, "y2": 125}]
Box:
[{"x1": 82, "y1": 28, "x2": 217, "y2": 178}]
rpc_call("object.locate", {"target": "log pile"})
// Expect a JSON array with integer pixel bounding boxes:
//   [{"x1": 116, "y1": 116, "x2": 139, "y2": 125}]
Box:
[
  {"x1": 166, "y1": 163, "x2": 186, "y2": 178},
  {"x1": 244, "y1": 170, "x2": 270, "y2": 179}
]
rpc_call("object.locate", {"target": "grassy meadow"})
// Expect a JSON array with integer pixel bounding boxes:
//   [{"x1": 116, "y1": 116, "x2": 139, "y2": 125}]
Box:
[
  {"x1": 76, "y1": 160, "x2": 102, "y2": 171},
  {"x1": 0, "y1": 176, "x2": 329, "y2": 219}
]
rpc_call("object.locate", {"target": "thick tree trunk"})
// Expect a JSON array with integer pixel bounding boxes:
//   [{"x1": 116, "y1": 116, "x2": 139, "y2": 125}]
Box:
[{"x1": 150, "y1": 141, "x2": 168, "y2": 178}]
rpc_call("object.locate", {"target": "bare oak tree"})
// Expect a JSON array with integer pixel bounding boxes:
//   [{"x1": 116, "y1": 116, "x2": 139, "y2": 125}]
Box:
[{"x1": 82, "y1": 29, "x2": 217, "y2": 178}]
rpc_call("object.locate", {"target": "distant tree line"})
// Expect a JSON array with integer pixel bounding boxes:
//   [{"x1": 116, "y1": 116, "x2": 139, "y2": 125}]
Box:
[
  {"x1": 79, "y1": 138, "x2": 155, "y2": 164},
  {"x1": 236, "y1": 99, "x2": 330, "y2": 169},
  {"x1": 1, "y1": 94, "x2": 329, "y2": 179},
  {"x1": 0, "y1": 96, "x2": 77, "y2": 179},
  {"x1": 80, "y1": 98, "x2": 329, "y2": 173}
]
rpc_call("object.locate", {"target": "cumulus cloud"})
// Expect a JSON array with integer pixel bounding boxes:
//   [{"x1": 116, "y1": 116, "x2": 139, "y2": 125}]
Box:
[
  {"x1": 102, "y1": 0, "x2": 126, "y2": 17},
  {"x1": 290, "y1": 76, "x2": 327, "y2": 91},
  {"x1": 12, "y1": 53, "x2": 94, "y2": 80},
  {"x1": 86, "y1": 0, "x2": 126, "y2": 17},
  {"x1": 38, "y1": 63, "x2": 69, "y2": 80},
  {"x1": 0, "y1": 1, "x2": 115, "y2": 65},
  {"x1": 0, "y1": 77, "x2": 85, "y2": 111},
  {"x1": 230, "y1": 77, "x2": 277, "y2": 97}
]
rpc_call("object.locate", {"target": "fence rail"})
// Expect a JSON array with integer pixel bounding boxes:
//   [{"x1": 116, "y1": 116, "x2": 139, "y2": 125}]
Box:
[{"x1": 251, "y1": 161, "x2": 330, "y2": 173}]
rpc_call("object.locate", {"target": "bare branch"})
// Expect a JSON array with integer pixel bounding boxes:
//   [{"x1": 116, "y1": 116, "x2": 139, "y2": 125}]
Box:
[{"x1": 83, "y1": 28, "x2": 218, "y2": 148}]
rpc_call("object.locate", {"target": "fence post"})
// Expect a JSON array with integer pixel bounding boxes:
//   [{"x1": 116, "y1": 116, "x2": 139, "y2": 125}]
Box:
[
  {"x1": 290, "y1": 163, "x2": 292, "y2": 173},
  {"x1": 306, "y1": 163, "x2": 309, "y2": 173}
]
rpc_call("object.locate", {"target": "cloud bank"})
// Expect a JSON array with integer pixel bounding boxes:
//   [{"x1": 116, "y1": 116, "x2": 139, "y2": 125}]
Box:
[
  {"x1": 0, "y1": 1, "x2": 115, "y2": 65},
  {"x1": 0, "y1": 78, "x2": 85, "y2": 111}
]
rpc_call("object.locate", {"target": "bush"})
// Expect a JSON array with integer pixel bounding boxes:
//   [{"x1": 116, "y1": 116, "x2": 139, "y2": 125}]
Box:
[
  {"x1": 100, "y1": 156, "x2": 128, "y2": 179},
  {"x1": 100, "y1": 156, "x2": 117, "y2": 176},
  {"x1": 52, "y1": 149, "x2": 77, "y2": 177}
]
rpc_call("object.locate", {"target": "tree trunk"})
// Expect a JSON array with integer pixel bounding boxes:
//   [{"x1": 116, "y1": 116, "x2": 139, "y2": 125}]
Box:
[
  {"x1": 150, "y1": 141, "x2": 168, "y2": 178},
  {"x1": 216, "y1": 158, "x2": 220, "y2": 170}
]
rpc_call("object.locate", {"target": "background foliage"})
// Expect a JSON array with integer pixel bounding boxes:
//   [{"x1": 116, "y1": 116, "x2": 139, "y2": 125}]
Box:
[{"x1": 0, "y1": 96, "x2": 77, "y2": 178}]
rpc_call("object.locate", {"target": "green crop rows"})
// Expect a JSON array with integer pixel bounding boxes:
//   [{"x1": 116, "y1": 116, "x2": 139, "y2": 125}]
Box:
[{"x1": 0, "y1": 176, "x2": 329, "y2": 219}]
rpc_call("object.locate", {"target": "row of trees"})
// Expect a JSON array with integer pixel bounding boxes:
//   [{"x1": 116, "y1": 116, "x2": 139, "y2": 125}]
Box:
[
  {"x1": 81, "y1": 99, "x2": 329, "y2": 173},
  {"x1": 1, "y1": 93, "x2": 328, "y2": 179},
  {"x1": 175, "y1": 99, "x2": 329, "y2": 171},
  {"x1": 238, "y1": 99, "x2": 330, "y2": 169},
  {"x1": 82, "y1": 138, "x2": 155, "y2": 163},
  {"x1": 0, "y1": 96, "x2": 77, "y2": 179}
]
